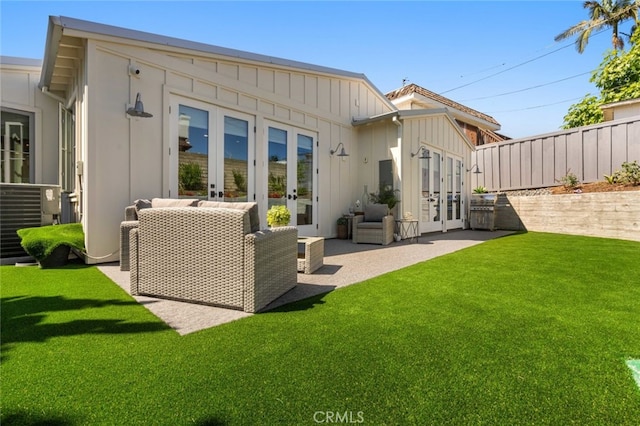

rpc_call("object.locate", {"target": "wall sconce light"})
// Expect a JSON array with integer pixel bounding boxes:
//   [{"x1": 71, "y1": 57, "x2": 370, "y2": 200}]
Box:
[
  {"x1": 330, "y1": 142, "x2": 349, "y2": 157},
  {"x1": 466, "y1": 164, "x2": 482, "y2": 174},
  {"x1": 410, "y1": 146, "x2": 431, "y2": 159},
  {"x1": 126, "y1": 93, "x2": 153, "y2": 118}
]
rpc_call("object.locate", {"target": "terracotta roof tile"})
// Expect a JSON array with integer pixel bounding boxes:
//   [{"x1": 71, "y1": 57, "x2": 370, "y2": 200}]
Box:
[{"x1": 386, "y1": 83, "x2": 499, "y2": 126}]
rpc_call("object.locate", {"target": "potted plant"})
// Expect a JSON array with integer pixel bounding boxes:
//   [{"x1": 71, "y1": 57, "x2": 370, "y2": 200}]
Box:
[
  {"x1": 267, "y1": 205, "x2": 291, "y2": 227},
  {"x1": 17, "y1": 223, "x2": 85, "y2": 268},
  {"x1": 336, "y1": 216, "x2": 348, "y2": 239},
  {"x1": 369, "y1": 185, "x2": 400, "y2": 215}
]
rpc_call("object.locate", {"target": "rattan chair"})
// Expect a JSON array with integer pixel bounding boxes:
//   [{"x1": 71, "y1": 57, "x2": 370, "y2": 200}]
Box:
[
  {"x1": 129, "y1": 207, "x2": 297, "y2": 313},
  {"x1": 352, "y1": 203, "x2": 394, "y2": 245}
]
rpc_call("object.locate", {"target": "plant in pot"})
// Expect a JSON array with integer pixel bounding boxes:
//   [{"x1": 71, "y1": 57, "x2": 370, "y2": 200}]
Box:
[
  {"x1": 17, "y1": 223, "x2": 85, "y2": 268},
  {"x1": 336, "y1": 216, "x2": 348, "y2": 239},
  {"x1": 267, "y1": 205, "x2": 291, "y2": 227},
  {"x1": 369, "y1": 185, "x2": 400, "y2": 215}
]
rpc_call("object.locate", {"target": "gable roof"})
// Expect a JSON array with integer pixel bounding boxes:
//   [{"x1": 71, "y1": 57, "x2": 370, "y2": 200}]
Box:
[
  {"x1": 40, "y1": 15, "x2": 393, "y2": 107},
  {"x1": 386, "y1": 83, "x2": 500, "y2": 128}
]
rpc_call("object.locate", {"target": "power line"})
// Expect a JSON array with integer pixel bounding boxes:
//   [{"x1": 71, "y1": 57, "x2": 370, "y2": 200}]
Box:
[
  {"x1": 459, "y1": 70, "x2": 595, "y2": 101},
  {"x1": 485, "y1": 96, "x2": 585, "y2": 114}
]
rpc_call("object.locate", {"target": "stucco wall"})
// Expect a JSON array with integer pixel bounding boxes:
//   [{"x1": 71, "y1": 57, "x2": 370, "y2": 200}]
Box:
[{"x1": 496, "y1": 192, "x2": 640, "y2": 242}]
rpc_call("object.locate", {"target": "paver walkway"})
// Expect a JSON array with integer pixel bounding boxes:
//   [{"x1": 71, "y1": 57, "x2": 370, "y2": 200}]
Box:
[{"x1": 99, "y1": 229, "x2": 513, "y2": 335}]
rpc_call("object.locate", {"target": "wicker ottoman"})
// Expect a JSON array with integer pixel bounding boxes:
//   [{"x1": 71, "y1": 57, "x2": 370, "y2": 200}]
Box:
[{"x1": 297, "y1": 237, "x2": 324, "y2": 274}]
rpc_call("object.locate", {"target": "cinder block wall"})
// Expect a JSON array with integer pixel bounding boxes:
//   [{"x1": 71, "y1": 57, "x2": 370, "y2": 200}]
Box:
[{"x1": 495, "y1": 192, "x2": 640, "y2": 242}]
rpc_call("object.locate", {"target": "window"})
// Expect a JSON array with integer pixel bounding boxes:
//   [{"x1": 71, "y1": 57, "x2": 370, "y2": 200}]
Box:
[
  {"x1": 1, "y1": 109, "x2": 33, "y2": 183},
  {"x1": 379, "y1": 159, "x2": 393, "y2": 190}
]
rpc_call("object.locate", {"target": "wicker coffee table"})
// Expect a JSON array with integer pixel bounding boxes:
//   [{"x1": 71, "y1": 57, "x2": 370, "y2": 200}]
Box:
[{"x1": 297, "y1": 237, "x2": 324, "y2": 274}]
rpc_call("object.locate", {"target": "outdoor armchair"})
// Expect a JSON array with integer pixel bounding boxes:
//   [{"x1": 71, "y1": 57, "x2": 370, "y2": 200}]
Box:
[
  {"x1": 129, "y1": 207, "x2": 297, "y2": 313},
  {"x1": 352, "y1": 203, "x2": 394, "y2": 245}
]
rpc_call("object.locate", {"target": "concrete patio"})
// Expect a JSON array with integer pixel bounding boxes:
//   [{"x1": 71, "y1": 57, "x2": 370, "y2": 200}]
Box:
[{"x1": 99, "y1": 229, "x2": 513, "y2": 335}]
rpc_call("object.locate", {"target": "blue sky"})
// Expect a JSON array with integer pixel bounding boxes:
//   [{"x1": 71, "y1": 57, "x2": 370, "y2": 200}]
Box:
[{"x1": 1, "y1": 1, "x2": 635, "y2": 139}]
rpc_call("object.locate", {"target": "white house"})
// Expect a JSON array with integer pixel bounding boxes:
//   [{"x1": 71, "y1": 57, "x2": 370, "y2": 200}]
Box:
[{"x1": 1, "y1": 16, "x2": 499, "y2": 264}]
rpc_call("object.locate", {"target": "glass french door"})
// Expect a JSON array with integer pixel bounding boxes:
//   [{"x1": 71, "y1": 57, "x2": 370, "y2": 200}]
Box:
[
  {"x1": 446, "y1": 155, "x2": 464, "y2": 229},
  {"x1": 170, "y1": 97, "x2": 254, "y2": 202},
  {"x1": 420, "y1": 149, "x2": 443, "y2": 233},
  {"x1": 266, "y1": 121, "x2": 316, "y2": 235}
]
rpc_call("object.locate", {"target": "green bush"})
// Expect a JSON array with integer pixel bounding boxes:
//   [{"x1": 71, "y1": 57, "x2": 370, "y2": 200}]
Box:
[
  {"x1": 179, "y1": 163, "x2": 203, "y2": 191},
  {"x1": 557, "y1": 170, "x2": 580, "y2": 189},
  {"x1": 604, "y1": 161, "x2": 640, "y2": 185}
]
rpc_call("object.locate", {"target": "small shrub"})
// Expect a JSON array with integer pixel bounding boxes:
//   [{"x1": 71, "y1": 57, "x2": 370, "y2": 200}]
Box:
[
  {"x1": 369, "y1": 185, "x2": 400, "y2": 209},
  {"x1": 604, "y1": 161, "x2": 640, "y2": 185},
  {"x1": 557, "y1": 170, "x2": 580, "y2": 189},
  {"x1": 179, "y1": 163, "x2": 203, "y2": 191},
  {"x1": 267, "y1": 205, "x2": 291, "y2": 227}
]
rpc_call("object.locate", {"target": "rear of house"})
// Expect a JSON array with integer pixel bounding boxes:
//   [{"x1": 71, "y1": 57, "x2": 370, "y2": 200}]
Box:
[{"x1": 2, "y1": 16, "x2": 494, "y2": 264}]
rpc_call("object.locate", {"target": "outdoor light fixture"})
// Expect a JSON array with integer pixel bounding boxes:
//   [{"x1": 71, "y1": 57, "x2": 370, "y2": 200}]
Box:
[
  {"x1": 410, "y1": 146, "x2": 431, "y2": 159},
  {"x1": 126, "y1": 93, "x2": 153, "y2": 118},
  {"x1": 466, "y1": 164, "x2": 482, "y2": 174},
  {"x1": 330, "y1": 142, "x2": 349, "y2": 157}
]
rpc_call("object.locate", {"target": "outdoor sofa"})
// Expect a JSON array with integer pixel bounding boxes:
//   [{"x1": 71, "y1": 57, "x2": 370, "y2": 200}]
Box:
[{"x1": 128, "y1": 203, "x2": 297, "y2": 313}]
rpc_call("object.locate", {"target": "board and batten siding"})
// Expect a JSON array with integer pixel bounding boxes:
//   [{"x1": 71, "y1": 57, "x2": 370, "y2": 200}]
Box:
[
  {"x1": 80, "y1": 37, "x2": 394, "y2": 260},
  {"x1": 473, "y1": 116, "x2": 640, "y2": 192}
]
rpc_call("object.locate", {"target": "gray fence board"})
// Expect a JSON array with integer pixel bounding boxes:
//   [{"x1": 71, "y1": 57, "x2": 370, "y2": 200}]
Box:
[{"x1": 473, "y1": 116, "x2": 640, "y2": 192}]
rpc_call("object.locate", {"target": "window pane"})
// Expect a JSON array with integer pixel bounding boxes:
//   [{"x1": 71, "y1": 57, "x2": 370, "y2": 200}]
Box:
[
  {"x1": 297, "y1": 134, "x2": 313, "y2": 225},
  {"x1": 224, "y1": 116, "x2": 248, "y2": 201},
  {"x1": 1, "y1": 110, "x2": 31, "y2": 183},
  {"x1": 178, "y1": 105, "x2": 208, "y2": 198},
  {"x1": 268, "y1": 127, "x2": 287, "y2": 208}
]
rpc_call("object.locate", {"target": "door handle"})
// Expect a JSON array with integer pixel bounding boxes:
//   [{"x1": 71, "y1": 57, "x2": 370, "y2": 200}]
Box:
[
  {"x1": 210, "y1": 191, "x2": 215, "y2": 198},
  {"x1": 218, "y1": 191, "x2": 224, "y2": 198},
  {"x1": 293, "y1": 194, "x2": 298, "y2": 200}
]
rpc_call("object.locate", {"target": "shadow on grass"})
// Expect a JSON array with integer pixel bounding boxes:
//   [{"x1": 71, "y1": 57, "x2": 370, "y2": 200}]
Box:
[
  {"x1": 1, "y1": 410, "x2": 77, "y2": 425},
  {"x1": 1, "y1": 294, "x2": 168, "y2": 361}
]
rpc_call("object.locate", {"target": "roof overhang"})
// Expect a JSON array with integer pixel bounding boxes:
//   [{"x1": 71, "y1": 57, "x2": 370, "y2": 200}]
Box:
[
  {"x1": 352, "y1": 108, "x2": 476, "y2": 151},
  {"x1": 39, "y1": 16, "x2": 84, "y2": 99}
]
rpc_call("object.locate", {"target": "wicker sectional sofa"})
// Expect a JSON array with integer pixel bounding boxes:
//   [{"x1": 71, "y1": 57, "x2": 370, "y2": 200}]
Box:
[{"x1": 123, "y1": 199, "x2": 297, "y2": 313}]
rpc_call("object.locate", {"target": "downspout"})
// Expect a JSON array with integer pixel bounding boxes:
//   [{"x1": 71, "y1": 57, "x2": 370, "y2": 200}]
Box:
[{"x1": 392, "y1": 115, "x2": 402, "y2": 216}]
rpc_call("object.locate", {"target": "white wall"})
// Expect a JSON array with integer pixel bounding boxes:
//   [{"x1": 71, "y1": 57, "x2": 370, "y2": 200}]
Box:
[
  {"x1": 78, "y1": 37, "x2": 394, "y2": 261},
  {"x1": 0, "y1": 61, "x2": 60, "y2": 184}
]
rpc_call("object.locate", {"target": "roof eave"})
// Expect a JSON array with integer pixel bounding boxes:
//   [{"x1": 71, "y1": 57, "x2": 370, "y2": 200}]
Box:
[{"x1": 39, "y1": 16, "x2": 63, "y2": 91}]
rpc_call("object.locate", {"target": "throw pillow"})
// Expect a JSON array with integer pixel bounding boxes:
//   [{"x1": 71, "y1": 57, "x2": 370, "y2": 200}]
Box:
[
  {"x1": 364, "y1": 203, "x2": 388, "y2": 222},
  {"x1": 197, "y1": 201, "x2": 260, "y2": 232}
]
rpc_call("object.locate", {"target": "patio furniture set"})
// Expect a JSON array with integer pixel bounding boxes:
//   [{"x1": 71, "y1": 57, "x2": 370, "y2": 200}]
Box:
[{"x1": 119, "y1": 200, "x2": 414, "y2": 312}]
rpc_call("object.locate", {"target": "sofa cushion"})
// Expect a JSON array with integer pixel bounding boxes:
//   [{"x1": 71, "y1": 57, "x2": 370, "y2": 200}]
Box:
[
  {"x1": 364, "y1": 203, "x2": 388, "y2": 222},
  {"x1": 198, "y1": 201, "x2": 260, "y2": 232},
  {"x1": 151, "y1": 198, "x2": 199, "y2": 208}
]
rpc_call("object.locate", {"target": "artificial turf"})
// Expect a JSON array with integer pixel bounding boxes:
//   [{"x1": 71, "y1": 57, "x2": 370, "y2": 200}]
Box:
[{"x1": 1, "y1": 232, "x2": 639, "y2": 425}]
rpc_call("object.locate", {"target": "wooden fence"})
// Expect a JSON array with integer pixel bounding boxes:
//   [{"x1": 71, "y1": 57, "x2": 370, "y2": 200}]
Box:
[{"x1": 471, "y1": 116, "x2": 640, "y2": 192}]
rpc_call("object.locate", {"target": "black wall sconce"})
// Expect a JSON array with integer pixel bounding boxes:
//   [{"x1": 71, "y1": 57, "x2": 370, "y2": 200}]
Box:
[
  {"x1": 411, "y1": 146, "x2": 431, "y2": 159},
  {"x1": 126, "y1": 93, "x2": 153, "y2": 118},
  {"x1": 330, "y1": 142, "x2": 349, "y2": 157},
  {"x1": 466, "y1": 164, "x2": 482, "y2": 174}
]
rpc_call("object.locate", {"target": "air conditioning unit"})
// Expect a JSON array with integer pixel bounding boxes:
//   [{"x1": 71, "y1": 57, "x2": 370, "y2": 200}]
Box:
[{"x1": 0, "y1": 183, "x2": 61, "y2": 263}]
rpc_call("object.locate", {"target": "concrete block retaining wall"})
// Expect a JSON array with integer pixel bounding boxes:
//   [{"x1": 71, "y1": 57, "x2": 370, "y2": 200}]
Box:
[{"x1": 494, "y1": 192, "x2": 640, "y2": 242}]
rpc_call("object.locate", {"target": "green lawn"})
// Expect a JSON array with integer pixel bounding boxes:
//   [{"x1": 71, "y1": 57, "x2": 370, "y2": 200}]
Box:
[{"x1": 2, "y1": 232, "x2": 639, "y2": 425}]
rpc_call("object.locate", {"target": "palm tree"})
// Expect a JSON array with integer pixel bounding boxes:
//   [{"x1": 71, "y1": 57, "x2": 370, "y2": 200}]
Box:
[{"x1": 555, "y1": 0, "x2": 639, "y2": 53}]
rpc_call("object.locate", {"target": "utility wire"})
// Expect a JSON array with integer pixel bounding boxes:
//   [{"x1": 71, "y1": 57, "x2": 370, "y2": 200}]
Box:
[{"x1": 459, "y1": 70, "x2": 595, "y2": 101}]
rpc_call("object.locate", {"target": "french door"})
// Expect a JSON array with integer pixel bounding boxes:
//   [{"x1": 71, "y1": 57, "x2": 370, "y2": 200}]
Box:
[
  {"x1": 169, "y1": 97, "x2": 255, "y2": 203},
  {"x1": 420, "y1": 149, "x2": 464, "y2": 232},
  {"x1": 265, "y1": 121, "x2": 317, "y2": 235},
  {"x1": 445, "y1": 155, "x2": 464, "y2": 229}
]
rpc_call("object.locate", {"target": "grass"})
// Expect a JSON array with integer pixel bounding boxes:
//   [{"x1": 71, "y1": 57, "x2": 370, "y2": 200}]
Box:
[
  {"x1": 16, "y1": 223, "x2": 85, "y2": 261},
  {"x1": 2, "y1": 232, "x2": 639, "y2": 425}
]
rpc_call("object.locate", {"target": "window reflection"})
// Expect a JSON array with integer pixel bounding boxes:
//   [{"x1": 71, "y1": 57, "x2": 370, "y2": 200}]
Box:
[{"x1": 178, "y1": 105, "x2": 208, "y2": 198}]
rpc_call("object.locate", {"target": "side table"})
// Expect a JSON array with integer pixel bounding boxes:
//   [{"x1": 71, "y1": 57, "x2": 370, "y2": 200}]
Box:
[
  {"x1": 297, "y1": 236, "x2": 324, "y2": 274},
  {"x1": 395, "y1": 219, "x2": 419, "y2": 243}
]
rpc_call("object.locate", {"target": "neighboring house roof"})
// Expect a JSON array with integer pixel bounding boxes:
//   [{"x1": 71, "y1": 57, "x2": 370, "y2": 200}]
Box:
[
  {"x1": 600, "y1": 97, "x2": 640, "y2": 121},
  {"x1": 386, "y1": 83, "x2": 500, "y2": 130},
  {"x1": 0, "y1": 56, "x2": 43, "y2": 68},
  {"x1": 39, "y1": 15, "x2": 394, "y2": 108}
]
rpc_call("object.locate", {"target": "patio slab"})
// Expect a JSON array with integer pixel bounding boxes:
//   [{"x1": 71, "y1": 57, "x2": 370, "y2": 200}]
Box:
[{"x1": 99, "y1": 229, "x2": 513, "y2": 335}]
